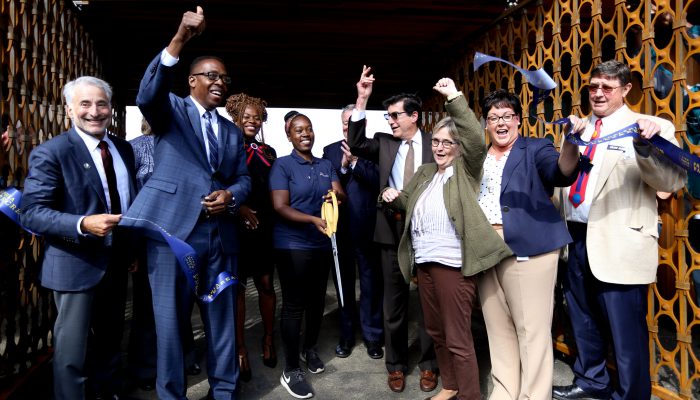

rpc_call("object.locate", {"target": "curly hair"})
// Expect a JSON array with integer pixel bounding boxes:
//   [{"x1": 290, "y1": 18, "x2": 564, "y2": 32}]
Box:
[{"x1": 225, "y1": 93, "x2": 268, "y2": 142}]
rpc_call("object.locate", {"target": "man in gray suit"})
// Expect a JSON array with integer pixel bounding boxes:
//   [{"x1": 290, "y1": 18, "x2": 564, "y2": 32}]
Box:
[
  {"x1": 20, "y1": 76, "x2": 136, "y2": 400},
  {"x1": 122, "y1": 6, "x2": 250, "y2": 400}
]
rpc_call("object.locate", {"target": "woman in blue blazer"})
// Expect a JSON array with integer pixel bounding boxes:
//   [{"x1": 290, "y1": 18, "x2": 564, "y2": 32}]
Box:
[{"x1": 476, "y1": 89, "x2": 580, "y2": 400}]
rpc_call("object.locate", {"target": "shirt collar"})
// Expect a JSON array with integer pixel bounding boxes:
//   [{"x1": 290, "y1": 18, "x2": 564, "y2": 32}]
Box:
[
  {"x1": 189, "y1": 96, "x2": 217, "y2": 119},
  {"x1": 74, "y1": 127, "x2": 111, "y2": 151},
  {"x1": 290, "y1": 149, "x2": 316, "y2": 164},
  {"x1": 406, "y1": 130, "x2": 423, "y2": 145}
]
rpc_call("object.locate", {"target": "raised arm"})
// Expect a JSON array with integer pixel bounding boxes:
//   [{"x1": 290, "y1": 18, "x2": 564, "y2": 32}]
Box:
[
  {"x1": 433, "y1": 78, "x2": 485, "y2": 178},
  {"x1": 347, "y1": 65, "x2": 380, "y2": 161}
]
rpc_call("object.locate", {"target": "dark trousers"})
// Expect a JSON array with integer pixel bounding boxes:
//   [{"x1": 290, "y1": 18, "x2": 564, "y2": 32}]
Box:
[
  {"x1": 564, "y1": 221, "x2": 651, "y2": 400},
  {"x1": 418, "y1": 263, "x2": 479, "y2": 400},
  {"x1": 52, "y1": 264, "x2": 127, "y2": 400},
  {"x1": 380, "y1": 244, "x2": 436, "y2": 373},
  {"x1": 276, "y1": 249, "x2": 331, "y2": 370},
  {"x1": 331, "y1": 239, "x2": 383, "y2": 343},
  {"x1": 148, "y1": 218, "x2": 238, "y2": 400}
]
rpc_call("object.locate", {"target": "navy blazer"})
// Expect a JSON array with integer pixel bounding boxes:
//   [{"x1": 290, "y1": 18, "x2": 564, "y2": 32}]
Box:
[
  {"x1": 123, "y1": 53, "x2": 251, "y2": 252},
  {"x1": 20, "y1": 129, "x2": 137, "y2": 291},
  {"x1": 499, "y1": 135, "x2": 579, "y2": 256},
  {"x1": 322, "y1": 140, "x2": 379, "y2": 243}
]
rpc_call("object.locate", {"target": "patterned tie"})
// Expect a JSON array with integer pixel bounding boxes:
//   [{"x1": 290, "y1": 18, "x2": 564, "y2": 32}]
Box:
[
  {"x1": 569, "y1": 118, "x2": 602, "y2": 207},
  {"x1": 98, "y1": 140, "x2": 122, "y2": 214},
  {"x1": 203, "y1": 111, "x2": 218, "y2": 170},
  {"x1": 403, "y1": 140, "x2": 414, "y2": 188}
]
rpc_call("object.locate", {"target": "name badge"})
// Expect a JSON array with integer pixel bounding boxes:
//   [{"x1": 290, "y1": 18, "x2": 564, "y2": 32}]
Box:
[{"x1": 607, "y1": 144, "x2": 625, "y2": 152}]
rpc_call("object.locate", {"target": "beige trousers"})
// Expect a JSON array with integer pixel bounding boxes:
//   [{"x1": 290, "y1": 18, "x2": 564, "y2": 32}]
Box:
[{"x1": 478, "y1": 227, "x2": 559, "y2": 400}]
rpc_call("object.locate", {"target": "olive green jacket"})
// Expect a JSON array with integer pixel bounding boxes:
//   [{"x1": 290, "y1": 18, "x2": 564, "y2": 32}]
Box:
[{"x1": 381, "y1": 94, "x2": 513, "y2": 282}]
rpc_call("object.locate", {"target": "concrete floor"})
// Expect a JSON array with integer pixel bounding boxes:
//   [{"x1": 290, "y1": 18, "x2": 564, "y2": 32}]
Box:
[{"x1": 123, "y1": 274, "x2": 578, "y2": 400}]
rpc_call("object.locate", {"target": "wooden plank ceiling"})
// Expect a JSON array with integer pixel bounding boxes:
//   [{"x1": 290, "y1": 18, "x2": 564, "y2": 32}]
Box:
[{"x1": 74, "y1": 0, "x2": 510, "y2": 109}]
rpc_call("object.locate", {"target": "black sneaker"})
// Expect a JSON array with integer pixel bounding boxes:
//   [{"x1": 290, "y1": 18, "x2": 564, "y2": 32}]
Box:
[
  {"x1": 300, "y1": 348, "x2": 325, "y2": 374},
  {"x1": 280, "y1": 368, "x2": 314, "y2": 399}
]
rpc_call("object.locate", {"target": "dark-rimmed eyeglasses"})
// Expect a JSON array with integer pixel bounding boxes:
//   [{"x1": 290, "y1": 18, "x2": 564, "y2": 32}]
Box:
[
  {"x1": 587, "y1": 84, "x2": 621, "y2": 95},
  {"x1": 431, "y1": 138, "x2": 456, "y2": 149},
  {"x1": 191, "y1": 72, "x2": 232, "y2": 85},
  {"x1": 384, "y1": 111, "x2": 408, "y2": 121},
  {"x1": 486, "y1": 113, "x2": 516, "y2": 125}
]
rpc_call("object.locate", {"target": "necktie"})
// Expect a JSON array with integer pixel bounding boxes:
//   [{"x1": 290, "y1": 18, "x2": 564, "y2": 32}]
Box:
[
  {"x1": 569, "y1": 118, "x2": 602, "y2": 207},
  {"x1": 203, "y1": 111, "x2": 218, "y2": 170},
  {"x1": 403, "y1": 140, "x2": 414, "y2": 188},
  {"x1": 98, "y1": 141, "x2": 122, "y2": 214}
]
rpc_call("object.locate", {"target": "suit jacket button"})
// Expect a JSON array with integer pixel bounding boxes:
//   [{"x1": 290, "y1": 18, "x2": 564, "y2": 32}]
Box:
[{"x1": 502, "y1": 206, "x2": 510, "y2": 212}]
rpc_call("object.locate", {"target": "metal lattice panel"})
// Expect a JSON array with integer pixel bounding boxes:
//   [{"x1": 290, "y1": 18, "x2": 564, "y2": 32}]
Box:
[{"x1": 422, "y1": 0, "x2": 699, "y2": 398}]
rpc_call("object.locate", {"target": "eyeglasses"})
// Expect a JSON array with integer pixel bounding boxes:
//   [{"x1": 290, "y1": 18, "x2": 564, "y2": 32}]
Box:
[
  {"x1": 384, "y1": 111, "x2": 409, "y2": 121},
  {"x1": 587, "y1": 84, "x2": 621, "y2": 95},
  {"x1": 431, "y1": 138, "x2": 456, "y2": 149},
  {"x1": 191, "y1": 72, "x2": 232, "y2": 85},
  {"x1": 486, "y1": 113, "x2": 517, "y2": 125}
]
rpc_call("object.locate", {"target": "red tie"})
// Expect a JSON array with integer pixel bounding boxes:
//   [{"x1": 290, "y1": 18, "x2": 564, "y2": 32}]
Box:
[
  {"x1": 99, "y1": 141, "x2": 122, "y2": 214},
  {"x1": 569, "y1": 118, "x2": 602, "y2": 207}
]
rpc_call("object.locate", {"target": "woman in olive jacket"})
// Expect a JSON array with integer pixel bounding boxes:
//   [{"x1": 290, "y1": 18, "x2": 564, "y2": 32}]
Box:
[{"x1": 381, "y1": 77, "x2": 512, "y2": 400}]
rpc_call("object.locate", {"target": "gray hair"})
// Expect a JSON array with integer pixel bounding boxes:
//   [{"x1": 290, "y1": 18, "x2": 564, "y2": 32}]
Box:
[
  {"x1": 341, "y1": 104, "x2": 356, "y2": 114},
  {"x1": 63, "y1": 76, "x2": 113, "y2": 104},
  {"x1": 432, "y1": 116, "x2": 458, "y2": 141}
]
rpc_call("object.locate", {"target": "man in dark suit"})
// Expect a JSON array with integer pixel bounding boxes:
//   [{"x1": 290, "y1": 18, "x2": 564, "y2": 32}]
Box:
[
  {"x1": 20, "y1": 76, "x2": 136, "y2": 400},
  {"x1": 122, "y1": 7, "x2": 250, "y2": 400},
  {"x1": 322, "y1": 104, "x2": 384, "y2": 360},
  {"x1": 347, "y1": 66, "x2": 437, "y2": 393}
]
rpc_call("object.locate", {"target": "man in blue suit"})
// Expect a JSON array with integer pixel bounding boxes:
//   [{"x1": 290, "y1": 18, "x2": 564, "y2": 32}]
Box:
[
  {"x1": 322, "y1": 104, "x2": 384, "y2": 360},
  {"x1": 122, "y1": 6, "x2": 250, "y2": 400},
  {"x1": 20, "y1": 76, "x2": 136, "y2": 400}
]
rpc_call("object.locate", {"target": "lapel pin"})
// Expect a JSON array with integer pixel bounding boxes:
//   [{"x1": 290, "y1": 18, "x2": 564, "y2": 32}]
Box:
[{"x1": 84, "y1": 163, "x2": 91, "y2": 169}]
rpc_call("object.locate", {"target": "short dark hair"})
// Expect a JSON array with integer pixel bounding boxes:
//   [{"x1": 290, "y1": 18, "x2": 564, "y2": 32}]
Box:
[
  {"x1": 591, "y1": 60, "x2": 631, "y2": 85},
  {"x1": 189, "y1": 56, "x2": 226, "y2": 74},
  {"x1": 383, "y1": 93, "x2": 423, "y2": 125},
  {"x1": 481, "y1": 89, "x2": 522, "y2": 120}
]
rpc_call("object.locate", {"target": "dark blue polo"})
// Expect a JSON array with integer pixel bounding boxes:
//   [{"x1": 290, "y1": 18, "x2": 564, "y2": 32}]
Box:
[{"x1": 269, "y1": 150, "x2": 338, "y2": 250}]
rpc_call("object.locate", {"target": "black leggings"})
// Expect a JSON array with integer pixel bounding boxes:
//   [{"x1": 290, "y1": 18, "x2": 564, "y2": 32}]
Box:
[{"x1": 275, "y1": 249, "x2": 332, "y2": 369}]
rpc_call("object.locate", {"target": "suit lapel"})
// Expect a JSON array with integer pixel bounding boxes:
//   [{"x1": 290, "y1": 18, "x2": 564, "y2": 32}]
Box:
[
  {"x1": 214, "y1": 111, "x2": 227, "y2": 170},
  {"x1": 500, "y1": 136, "x2": 525, "y2": 192},
  {"x1": 420, "y1": 130, "x2": 433, "y2": 164},
  {"x1": 184, "y1": 97, "x2": 211, "y2": 171},
  {"x1": 67, "y1": 129, "x2": 108, "y2": 210}
]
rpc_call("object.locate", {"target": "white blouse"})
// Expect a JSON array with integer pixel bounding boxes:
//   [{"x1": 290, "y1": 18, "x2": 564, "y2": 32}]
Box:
[
  {"x1": 411, "y1": 167, "x2": 462, "y2": 268},
  {"x1": 478, "y1": 152, "x2": 509, "y2": 224}
]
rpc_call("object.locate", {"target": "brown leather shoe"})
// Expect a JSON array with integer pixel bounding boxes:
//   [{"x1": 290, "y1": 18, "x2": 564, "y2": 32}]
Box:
[
  {"x1": 387, "y1": 370, "x2": 405, "y2": 392},
  {"x1": 419, "y1": 370, "x2": 438, "y2": 392}
]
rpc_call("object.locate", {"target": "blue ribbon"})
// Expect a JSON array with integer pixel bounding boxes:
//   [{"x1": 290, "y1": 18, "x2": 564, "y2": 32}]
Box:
[
  {"x1": 473, "y1": 52, "x2": 557, "y2": 103},
  {"x1": 0, "y1": 187, "x2": 36, "y2": 234},
  {"x1": 562, "y1": 122, "x2": 700, "y2": 176},
  {"x1": 120, "y1": 216, "x2": 237, "y2": 303}
]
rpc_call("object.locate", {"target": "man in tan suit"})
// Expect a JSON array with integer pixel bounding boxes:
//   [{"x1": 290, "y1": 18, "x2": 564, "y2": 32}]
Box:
[{"x1": 553, "y1": 60, "x2": 686, "y2": 400}]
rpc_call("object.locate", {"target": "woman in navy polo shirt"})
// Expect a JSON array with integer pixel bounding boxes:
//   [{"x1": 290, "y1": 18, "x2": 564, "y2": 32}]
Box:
[{"x1": 270, "y1": 111, "x2": 346, "y2": 399}]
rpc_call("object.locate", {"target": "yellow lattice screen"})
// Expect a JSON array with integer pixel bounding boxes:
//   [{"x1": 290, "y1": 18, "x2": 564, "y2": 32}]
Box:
[{"x1": 423, "y1": 0, "x2": 699, "y2": 398}]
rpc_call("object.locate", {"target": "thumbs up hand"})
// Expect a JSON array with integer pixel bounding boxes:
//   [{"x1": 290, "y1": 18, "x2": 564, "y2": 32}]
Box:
[{"x1": 179, "y1": 6, "x2": 206, "y2": 40}]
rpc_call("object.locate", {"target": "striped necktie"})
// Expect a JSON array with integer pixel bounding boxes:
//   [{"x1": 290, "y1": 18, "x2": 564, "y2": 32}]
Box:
[
  {"x1": 203, "y1": 111, "x2": 218, "y2": 170},
  {"x1": 569, "y1": 118, "x2": 602, "y2": 207}
]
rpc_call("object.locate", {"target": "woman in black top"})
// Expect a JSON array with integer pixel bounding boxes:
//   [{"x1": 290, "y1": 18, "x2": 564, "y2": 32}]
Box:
[{"x1": 225, "y1": 93, "x2": 278, "y2": 382}]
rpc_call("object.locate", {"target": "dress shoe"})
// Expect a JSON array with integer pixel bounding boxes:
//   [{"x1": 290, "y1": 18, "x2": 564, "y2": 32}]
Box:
[
  {"x1": 138, "y1": 379, "x2": 155, "y2": 391},
  {"x1": 262, "y1": 334, "x2": 278, "y2": 368},
  {"x1": 365, "y1": 340, "x2": 383, "y2": 359},
  {"x1": 239, "y1": 350, "x2": 252, "y2": 382},
  {"x1": 387, "y1": 370, "x2": 405, "y2": 392},
  {"x1": 553, "y1": 384, "x2": 608, "y2": 400},
  {"x1": 419, "y1": 369, "x2": 438, "y2": 392},
  {"x1": 186, "y1": 362, "x2": 201, "y2": 376},
  {"x1": 335, "y1": 339, "x2": 354, "y2": 358}
]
